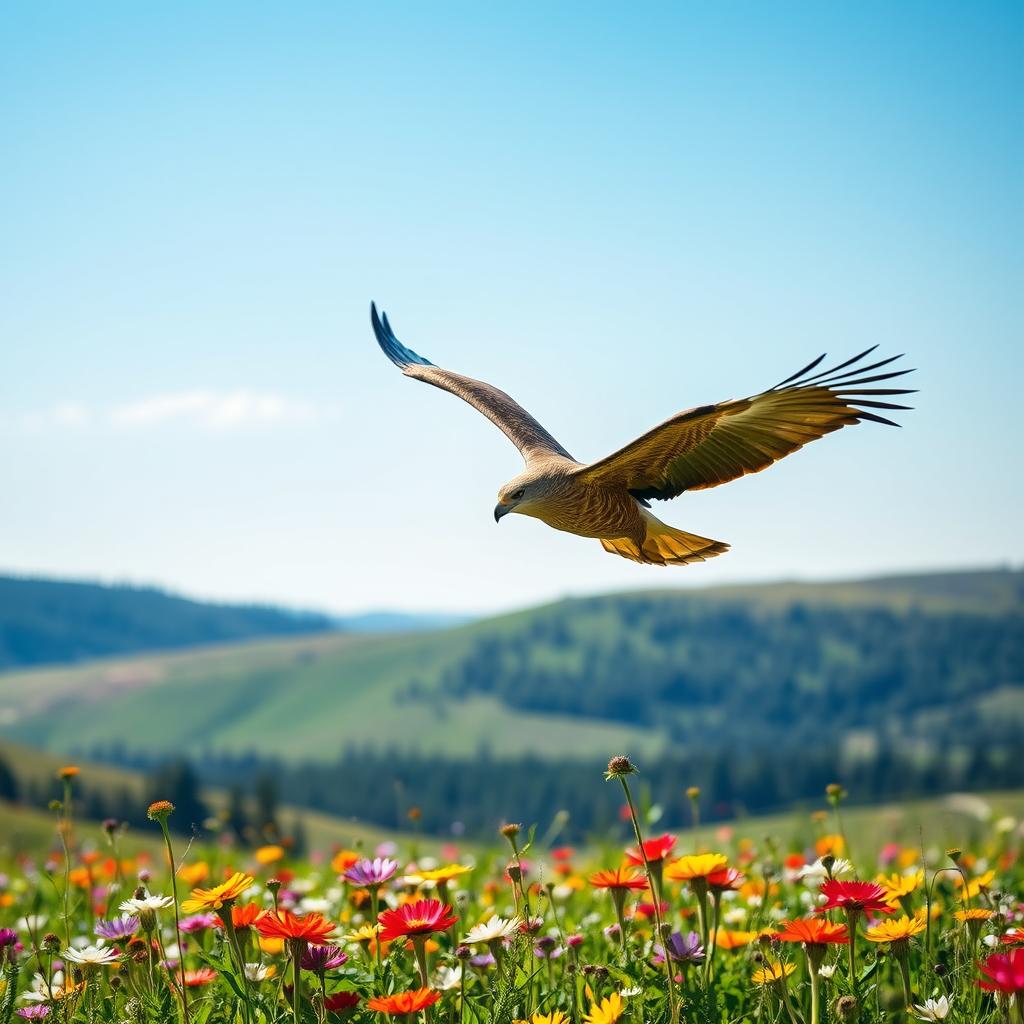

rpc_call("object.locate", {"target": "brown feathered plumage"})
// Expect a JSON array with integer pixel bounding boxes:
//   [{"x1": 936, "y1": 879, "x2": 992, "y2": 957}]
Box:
[{"x1": 371, "y1": 304, "x2": 915, "y2": 566}]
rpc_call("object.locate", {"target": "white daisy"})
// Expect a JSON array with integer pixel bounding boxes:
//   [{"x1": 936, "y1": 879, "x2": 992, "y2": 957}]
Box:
[
  {"x1": 434, "y1": 965, "x2": 462, "y2": 990},
  {"x1": 63, "y1": 943, "x2": 120, "y2": 967},
  {"x1": 120, "y1": 893, "x2": 175, "y2": 914},
  {"x1": 818, "y1": 964, "x2": 837, "y2": 979},
  {"x1": 912, "y1": 995, "x2": 951, "y2": 1021},
  {"x1": 244, "y1": 963, "x2": 275, "y2": 982},
  {"x1": 464, "y1": 916, "x2": 521, "y2": 944}
]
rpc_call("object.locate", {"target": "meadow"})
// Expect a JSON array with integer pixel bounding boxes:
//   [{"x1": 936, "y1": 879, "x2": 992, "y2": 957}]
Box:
[{"x1": 1, "y1": 758, "x2": 1022, "y2": 1023}]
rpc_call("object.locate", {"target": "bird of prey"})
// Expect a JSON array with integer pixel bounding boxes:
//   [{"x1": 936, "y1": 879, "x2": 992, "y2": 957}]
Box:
[{"x1": 371, "y1": 304, "x2": 915, "y2": 566}]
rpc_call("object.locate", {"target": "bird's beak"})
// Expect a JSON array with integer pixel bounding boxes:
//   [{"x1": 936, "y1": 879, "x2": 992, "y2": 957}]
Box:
[{"x1": 494, "y1": 503, "x2": 511, "y2": 523}]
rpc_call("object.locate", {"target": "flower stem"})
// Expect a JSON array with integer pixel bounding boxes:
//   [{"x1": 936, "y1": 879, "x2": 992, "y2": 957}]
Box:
[{"x1": 158, "y1": 821, "x2": 189, "y2": 1024}]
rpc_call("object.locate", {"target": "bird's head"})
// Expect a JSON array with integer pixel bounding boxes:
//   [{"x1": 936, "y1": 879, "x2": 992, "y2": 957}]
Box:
[{"x1": 494, "y1": 472, "x2": 551, "y2": 523}]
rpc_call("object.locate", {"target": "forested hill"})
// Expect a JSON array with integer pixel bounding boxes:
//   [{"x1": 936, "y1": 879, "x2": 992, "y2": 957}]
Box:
[{"x1": 0, "y1": 575, "x2": 334, "y2": 669}]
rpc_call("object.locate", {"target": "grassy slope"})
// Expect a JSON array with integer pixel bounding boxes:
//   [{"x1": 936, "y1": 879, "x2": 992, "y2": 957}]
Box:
[
  {"x1": 0, "y1": 738, "x2": 425, "y2": 856},
  {"x1": 0, "y1": 568, "x2": 1018, "y2": 762}
]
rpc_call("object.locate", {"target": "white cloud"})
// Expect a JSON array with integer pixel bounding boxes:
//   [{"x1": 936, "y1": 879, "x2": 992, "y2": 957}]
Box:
[
  {"x1": 8, "y1": 391, "x2": 330, "y2": 434},
  {"x1": 109, "y1": 390, "x2": 324, "y2": 430}
]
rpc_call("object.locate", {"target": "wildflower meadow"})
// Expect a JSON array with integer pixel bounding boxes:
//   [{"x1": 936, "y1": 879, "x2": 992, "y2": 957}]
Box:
[{"x1": 1, "y1": 759, "x2": 1022, "y2": 1024}]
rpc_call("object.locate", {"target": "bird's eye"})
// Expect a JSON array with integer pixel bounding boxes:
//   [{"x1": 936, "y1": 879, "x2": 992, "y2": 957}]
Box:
[{"x1": 511, "y1": 489, "x2": 525, "y2": 500}]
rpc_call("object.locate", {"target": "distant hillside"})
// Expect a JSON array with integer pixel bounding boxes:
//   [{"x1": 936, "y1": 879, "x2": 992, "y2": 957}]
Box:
[
  {"x1": 1, "y1": 568, "x2": 1020, "y2": 769},
  {"x1": 0, "y1": 575, "x2": 335, "y2": 669}
]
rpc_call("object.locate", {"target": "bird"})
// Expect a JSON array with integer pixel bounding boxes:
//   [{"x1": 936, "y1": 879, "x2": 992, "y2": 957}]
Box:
[{"x1": 371, "y1": 304, "x2": 915, "y2": 566}]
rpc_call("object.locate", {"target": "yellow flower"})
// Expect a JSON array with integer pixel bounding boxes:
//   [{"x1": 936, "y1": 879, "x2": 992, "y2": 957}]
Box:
[
  {"x1": 958, "y1": 870, "x2": 995, "y2": 899},
  {"x1": 815, "y1": 834, "x2": 845, "y2": 857},
  {"x1": 713, "y1": 928, "x2": 760, "y2": 950},
  {"x1": 344, "y1": 923, "x2": 384, "y2": 944},
  {"x1": 954, "y1": 908, "x2": 994, "y2": 922},
  {"x1": 865, "y1": 913, "x2": 926, "y2": 943},
  {"x1": 255, "y1": 845, "x2": 285, "y2": 866},
  {"x1": 664, "y1": 853, "x2": 728, "y2": 882},
  {"x1": 514, "y1": 1014, "x2": 570, "y2": 1024},
  {"x1": 405, "y1": 863, "x2": 472, "y2": 886},
  {"x1": 258, "y1": 936, "x2": 284, "y2": 955},
  {"x1": 181, "y1": 871, "x2": 254, "y2": 913},
  {"x1": 584, "y1": 992, "x2": 624, "y2": 1024},
  {"x1": 752, "y1": 961, "x2": 796, "y2": 985},
  {"x1": 877, "y1": 871, "x2": 923, "y2": 901}
]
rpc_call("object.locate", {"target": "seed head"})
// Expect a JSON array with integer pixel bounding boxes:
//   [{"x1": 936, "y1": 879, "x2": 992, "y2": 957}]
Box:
[
  {"x1": 147, "y1": 800, "x2": 175, "y2": 823},
  {"x1": 835, "y1": 995, "x2": 858, "y2": 1021},
  {"x1": 605, "y1": 755, "x2": 637, "y2": 780},
  {"x1": 500, "y1": 823, "x2": 521, "y2": 839}
]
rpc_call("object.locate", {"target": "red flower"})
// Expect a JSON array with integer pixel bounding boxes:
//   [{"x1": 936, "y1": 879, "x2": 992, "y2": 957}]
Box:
[
  {"x1": 213, "y1": 903, "x2": 264, "y2": 929},
  {"x1": 625, "y1": 834, "x2": 677, "y2": 865},
  {"x1": 183, "y1": 967, "x2": 218, "y2": 987},
  {"x1": 978, "y1": 948, "x2": 1024, "y2": 994},
  {"x1": 377, "y1": 899, "x2": 457, "y2": 942},
  {"x1": 324, "y1": 991, "x2": 361, "y2": 1012},
  {"x1": 774, "y1": 918, "x2": 849, "y2": 945},
  {"x1": 633, "y1": 900, "x2": 670, "y2": 919},
  {"x1": 707, "y1": 867, "x2": 744, "y2": 892},
  {"x1": 815, "y1": 880, "x2": 894, "y2": 916},
  {"x1": 367, "y1": 988, "x2": 441, "y2": 1013},
  {"x1": 255, "y1": 910, "x2": 336, "y2": 944}
]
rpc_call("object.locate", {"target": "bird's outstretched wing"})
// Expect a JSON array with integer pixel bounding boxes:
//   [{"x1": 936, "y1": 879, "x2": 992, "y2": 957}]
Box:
[
  {"x1": 371, "y1": 304, "x2": 574, "y2": 463},
  {"x1": 575, "y1": 347, "x2": 915, "y2": 500}
]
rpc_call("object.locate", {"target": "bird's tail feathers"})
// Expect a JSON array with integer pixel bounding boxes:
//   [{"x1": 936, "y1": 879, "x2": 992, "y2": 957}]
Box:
[{"x1": 600, "y1": 521, "x2": 729, "y2": 566}]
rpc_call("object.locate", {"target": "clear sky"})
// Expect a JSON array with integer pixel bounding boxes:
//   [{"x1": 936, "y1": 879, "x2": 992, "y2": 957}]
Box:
[{"x1": 1, "y1": 2, "x2": 1021, "y2": 615}]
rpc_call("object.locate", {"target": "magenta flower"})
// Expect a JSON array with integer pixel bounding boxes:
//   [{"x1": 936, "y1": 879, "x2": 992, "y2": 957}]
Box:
[
  {"x1": 300, "y1": 943, "x2": 348, "y2": 973},
  {"x1": 95, "y1": 916, "x2": 140, "y2": 941},
  {"x1": 343, "y1": 857, "x2": 398, "y2": 888},
  {"x1": 179, "y1": 913, "x2": 219, "y2": 933},
  {"x1": 17, "y1": 1008, "x2": 51, "y2": 1020}
]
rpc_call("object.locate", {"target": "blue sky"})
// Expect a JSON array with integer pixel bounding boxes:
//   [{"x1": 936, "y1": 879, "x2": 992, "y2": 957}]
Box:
[{"x1": 1, "y1": 2, "x2": 1021, "y2": 614}]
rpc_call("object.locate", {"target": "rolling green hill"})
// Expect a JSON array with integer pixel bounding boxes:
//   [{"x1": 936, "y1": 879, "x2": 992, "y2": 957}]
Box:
[{"x1": 0, "y1": 568, "x2": 1020, "y2": 766}]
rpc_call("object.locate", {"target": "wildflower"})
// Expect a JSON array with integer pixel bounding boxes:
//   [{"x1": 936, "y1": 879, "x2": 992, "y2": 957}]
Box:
[
  {"x1": 217, "y1": 903, "x2": 265, "y2": 929},
  {"x1": 588, "y1": 866, "x2": 648, "y2": 891},
  {"x1": 146, "y1": 800, "x2": 175, "y2": 822},
  {"x1": 180, "y1": 871, "x2": 254, "y2": 913},
  {"x1": 707, "y1": 866, "x2": 744, "y2": 892},
  {"x1": 255, "y1": 845, "x2": 284, "y2": 865},
  {"x1": 752, "y1": 960, "x2": 796, "y2": 985},
  {"x1": 464, "y1": 916, "x2": 521, "y2": 945},
  {"x1": 714, "y1": 928, "x2": 759, "y2": 950},
  {"x1": 254, "y1": 910, "x2": 335, "y2": 944},
  {"x1": 56, "y1": 766, "x2": 80, "y2": 780},
  {"x1": 435, "y1": 965, "x2": 462, "y2": 990},
  {"x1": 816, "y1": 880, "x2": 893, "y2": 915},
  {"x1": 344, "y1": 857, "x2": 398, "y2": 888},
  {"x1": 955, "y1": 908, "x2": 994, "y2": 923},
  {"x1": 664, "y1": 853, "x2": 729, "y2": 883},
  {"x1": 404, "y1": 863, "x2": 472, "y2": 887},
  {"x1": 179, "y1": 913, "x2": 218, "y2": 933},
  {"x1": 16, "y1": 1009, "x2": 51, "y2": 1021},
  {"x1": 912, "y1": 995, "x2": 951, "y2": 1021},
  {"x1": 119, "y1": 893, "x2": 174, "y2": 914},
  {"x1": 62, "y1": 943, "x2": 119, "y2": 968},
  {"x1": 243, "y1": 963, "x2": 276, "y2": 982},
  {"x1": 654, "y1": 930, "x2": 705, "y2": 965},
  {"x1": 799, "y1": 857, "x2": 853, "y2": 886},
  {"x1": 94, "y1": 916, "x2": 140, "y2": 941},
  {"x1": 604, "y1": 756, "x2": 637, "y2": 780},
  {"x1": 625, "y1": 834, "x2": 676, "y2": 865},
  {"x1": 183, "y1": 967, "x2": 218, "y2": 987},
  {"x1": 819, "y1": 964, "x2": 837, "y2": 978},
  {"x1": 324, "y1": 991, "x2": 361, "y2": 1011},
  {"x1": 865, "y1": 912, "x2": 927, "y2": 945},
  {"x1": 584, "y1": 991, "x2": 625, "y2": 1024},
  {"x1": 978, "y1": 947, "x2": 1024, "y2": 994},
  {"x1": 378, "y1": 898, "x2": 458, "y2": 941},
  {"x1": 877, "y1": 870, "x2": 924, "y2": 901},
  {"x1": 775, "y1": 918, "x2": 849, "y2": 946},
  {"x1": 366, "y1": 988, "x2": 442, "y2": 1013},
  {"x1": 300, "y1": 943, "x2": 348, "y2": 972}
]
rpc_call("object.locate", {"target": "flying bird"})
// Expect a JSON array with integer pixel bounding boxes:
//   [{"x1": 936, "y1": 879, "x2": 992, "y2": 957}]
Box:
[{"x1": 371, "y1": 304, "x2": 915, "y2": 566}]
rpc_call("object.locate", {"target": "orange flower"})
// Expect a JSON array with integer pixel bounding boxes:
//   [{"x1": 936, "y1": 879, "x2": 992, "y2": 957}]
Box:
[
  {"x1": 713, "y1": 929, "x2": 759, "y2": 950},
  {"x1": 774, "y1": 918, "x2": 849, "y2": 945},
  {"x1": 331, "y1": 849, "x2": 360, "y2": 874},
  {"x1": 213, "y1": 903, "x2": 265, "y2": 929},
  {"x1": 255, "y1": 845, "x2": 285, "y2": 866},
  {"x1": 255, "y1": 910, "x2": 336, "y2": 944},
  {"x1": 57, "y1": 765, "x2": 80, "y2": 780},
  {"x1": 178, "y1": 862, "x2": 210, "y2": 887},
  {"x1": 181, "y1": 871, "x2": 254, "y2": 913},
  {"x1": 183, "y1": 967, "x2": 218, "y2": 987},
  {"x1": 367, "y1": 988, "x2": 441, "y2": 1014},
  {"x1": 588, "y1": 867, "x2": 648, "y2": 891}
]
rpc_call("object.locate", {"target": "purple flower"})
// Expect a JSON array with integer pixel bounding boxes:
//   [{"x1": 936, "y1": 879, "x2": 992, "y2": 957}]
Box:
[
  {"x1": 654, "y1": 931, "x2": 705, "y2": 965},
  {"x1": 469, "y1": 952, "x2": 495, "y2": 971},
  {"x1": 342, "y1": 857, "x2": 398, "y2": 888},
  {"x1": 0, "y1": 928, "x2": 17, "y2": 947},
  {"x1": 300, "y1": 944, "x2": 348, "y2": 973},
  {"x1": 95, "y1": 916, "x2": 140, "y2": 941},
  {"x1": 17, "y1": 1009, "x2": 51, "y2": 1020},
  {"x1": 179, "y1": 913, "x2": 219, "y2": 934},
  {"x1": 533, "y1": 935, "x2": 564, "y2": 959}
]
